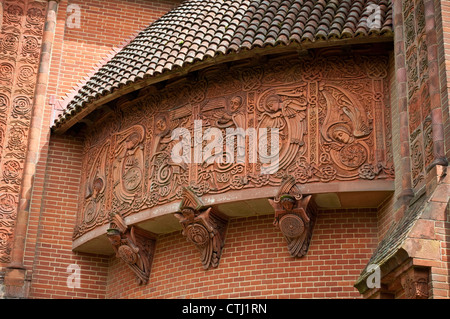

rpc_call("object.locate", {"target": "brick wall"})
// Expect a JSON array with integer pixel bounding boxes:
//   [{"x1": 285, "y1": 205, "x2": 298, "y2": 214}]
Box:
[
  {"x1": 24, "y1": 0, "x2": 183, "y2": 298},
  {"x1": 435, "y1": 0, "x2": 450, "y2": 161},
  {"x1": 48, "y1": 0, "x2": 182, "y2": 112},
  {"x1": 28, "y1": 135, "x2": 109, "y2": 299},
  {"x1": 376, "y1": 52, "x2": 401, "y2": 241},
  {"x1": 105, "y1": 210, "x2": 378, "y2": 299}
]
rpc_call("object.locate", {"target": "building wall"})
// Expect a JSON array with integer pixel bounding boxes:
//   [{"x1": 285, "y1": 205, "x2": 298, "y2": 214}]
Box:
[
  {"x1": 1, "y1": 0, "x2": 447, "y2": 299},
  {"x1": 48, "y1": 0, "x2": 182, "y2": 111},
  {"x1": 105, "y1": 210, "x2": 378, "y2": 299},
  {"x1": 27, "y1": 134, "x2": 109, "y2": 299}
]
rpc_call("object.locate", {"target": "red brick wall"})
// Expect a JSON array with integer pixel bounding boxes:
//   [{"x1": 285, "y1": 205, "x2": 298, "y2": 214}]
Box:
[
  {"x1": 435, "y1": 0, "x2": 450, "y2": 161},
  {"x1": 25, "y1": 0, "x2": 183, "y2": 298},
  {"x1": 48, "y1": 0, "x2": 182, "y2": 109},
  {"x1": 106, "y1": 210, "x2": 378, "y2": 299},
  {"x1": 28, "y1": 135, "x2": 109, "y2": 299}
]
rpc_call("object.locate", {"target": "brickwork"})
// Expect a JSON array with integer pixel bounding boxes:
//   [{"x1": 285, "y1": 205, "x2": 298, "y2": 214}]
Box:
[
  {"x1": 27, "y1": 134, "x2": 109, "y2": 299},
  {"x1": 0, "y1": 0, "x2": 447, "y2": 300},
  {"x1": 435, "y1": 0, "x2": 450, "y2": 161},
  {"x1": 105, "y1": 210, "x2": 378, "y2": 299},
  {"x1": 23, "y1": 0, "x2": 183, "y2": 298},
  {"x1": 48, "y1": 0, "x2": 182, "y2": 112}
]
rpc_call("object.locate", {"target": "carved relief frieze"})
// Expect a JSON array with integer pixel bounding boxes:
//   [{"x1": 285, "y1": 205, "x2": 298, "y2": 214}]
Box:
[
  {"x1": 0, "y1": 0, "x2": 45, "y2": 264},
  {"x1": 107, "y1": 212, "x2": 156, "y2": 285},
  {"x1": 269, "y1": 176, "x2": 316, "y2": 258},
  {"x1": 402, "y1": 0, "x2": 435, "y2": 190},
  {"x1": 74, "y1": 53, "x2": 393, "y2": 240},
  {"x1": 175, "y1": 187, "x2": 228, "y2": 270}
]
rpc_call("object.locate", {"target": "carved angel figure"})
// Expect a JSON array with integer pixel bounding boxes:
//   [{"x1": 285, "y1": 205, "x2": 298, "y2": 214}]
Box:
[{"x1": 257, "y1": 88, "x2": 308, "y2": 173}]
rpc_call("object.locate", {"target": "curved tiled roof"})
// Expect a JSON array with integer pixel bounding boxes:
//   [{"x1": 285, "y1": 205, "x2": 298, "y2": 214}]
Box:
[{"x1": 53, "y1": 0, "x2": 393, "y2": 130}]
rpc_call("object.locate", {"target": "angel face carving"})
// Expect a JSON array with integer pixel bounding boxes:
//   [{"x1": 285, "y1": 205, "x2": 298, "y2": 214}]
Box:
[
  {"x1": 328, "y1": 123, "x2": 354, "y2": 144},
  {"x1": 265, "y1": 94, "x2": 282, "y2": 113},
  {"x1": 230, "y1": 96, "x2": 243, "y2": 113}
]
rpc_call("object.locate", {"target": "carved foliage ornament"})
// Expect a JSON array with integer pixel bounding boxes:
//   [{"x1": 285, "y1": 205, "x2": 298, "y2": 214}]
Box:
[
  {"x1": 269, "y1": 176, "x2": 316, "y2": 258},
  {"x1": 106, "y1": 213, "x2": 156, "y2": 285},
  {"x1": 0, "y1": 0, "x2": 45, "y2": 264},
  {"x1": 175, "y1": 187, "x2": 228, "y2": 270}
]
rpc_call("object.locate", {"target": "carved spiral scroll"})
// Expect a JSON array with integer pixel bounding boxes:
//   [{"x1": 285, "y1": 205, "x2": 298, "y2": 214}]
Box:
[{"x1": 279, "y1": 214, "x2": 305, "y2": 238}]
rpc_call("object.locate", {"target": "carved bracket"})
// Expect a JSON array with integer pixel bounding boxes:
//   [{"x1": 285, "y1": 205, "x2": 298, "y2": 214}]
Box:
[
  {"x1": 175, "y1": 187, "x2": 228, "y2": 270},
  {"x1": 269, "y1": 176, "x2": 316, "y2": 258},
  {"x1": 106, "y1": 213, "x2": 156, "y2": 285}
]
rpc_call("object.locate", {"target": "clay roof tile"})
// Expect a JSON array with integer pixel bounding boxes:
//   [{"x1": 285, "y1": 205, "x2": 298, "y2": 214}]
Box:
[{"x1": 54, "y1": 0, "x2": 393, "y2": 129}]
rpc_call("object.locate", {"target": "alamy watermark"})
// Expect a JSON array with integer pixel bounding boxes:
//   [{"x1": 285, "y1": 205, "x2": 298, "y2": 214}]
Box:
[
  {"x1": 66, "y1": 4, "x2": 82, "y2": 29},
  {"x1": 66, "y1": 264, "x2": 81, "y2": 289},
  {"x1": 366, "y1": 264, "x2": 381, "y2": 289},
  {"x1": 366, "y1": 4, "x2": 382, "y2": 29}
]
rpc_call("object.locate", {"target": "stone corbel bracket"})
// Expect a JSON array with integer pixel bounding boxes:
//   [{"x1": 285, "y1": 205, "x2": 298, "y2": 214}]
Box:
[
  {"x1": 175, "y1": 187, "x2": 228, "y2": 270},
  {"x1": 269, "y1": 176, "x2": 317, "y2": 258},
  {"x1": 106, "y1": 212, "x2": 156, "y2": 285}
]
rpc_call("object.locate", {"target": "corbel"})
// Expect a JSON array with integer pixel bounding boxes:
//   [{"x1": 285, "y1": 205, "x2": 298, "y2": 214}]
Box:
[
  {"x1": 106, "y1": 212, "x2": 156, "y2": 285},
  {"x1": 269, "y1": 176, "x2": 317, "y2": 258},
  {"x1": 175, "y1": 187, "x2": 228, "y2": 270}
]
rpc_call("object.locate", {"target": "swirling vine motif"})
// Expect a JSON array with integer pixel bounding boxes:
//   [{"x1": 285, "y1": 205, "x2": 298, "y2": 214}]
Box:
[{"x1": 0, "y1": 0, "x2": 46, "y2": 265}]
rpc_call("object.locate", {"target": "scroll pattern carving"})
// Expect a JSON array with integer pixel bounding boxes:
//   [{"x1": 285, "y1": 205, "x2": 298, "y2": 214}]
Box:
[
  {"x1": 0, "y1": 0, "x2": 46, "y2": 264},
  {"x1": 403, "y1": 0, "x2": 434, "y2": 188},
  {"x1": 269, "y1": 176, "x2": 316, "y2": 258},
  {"x1": 74, "y1": 53, "x2": 393, "y2": 240},
  {"x1": 107, "y1": 212, "x2": 156, "y2": 285},
  {"x1": 175, "y1": 187, "x2": 228, "y2": 270}
]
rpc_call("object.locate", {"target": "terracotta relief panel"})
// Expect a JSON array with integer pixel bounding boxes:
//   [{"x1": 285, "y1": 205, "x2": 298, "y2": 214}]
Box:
[
  {"x1": 73, "y1": 53, "x2": 393, "y2": 240},
  {"x1": 0, "y1": 0, "x2": 46, "y2": 264},
  {"x1": 402, "y1": 0, "x2": 434, "y2": 189}
]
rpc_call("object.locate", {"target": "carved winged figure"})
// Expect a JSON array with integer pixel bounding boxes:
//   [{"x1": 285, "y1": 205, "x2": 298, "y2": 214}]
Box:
[{"x1": 257, "y1": 87, "x2": 308, "y2": 173}]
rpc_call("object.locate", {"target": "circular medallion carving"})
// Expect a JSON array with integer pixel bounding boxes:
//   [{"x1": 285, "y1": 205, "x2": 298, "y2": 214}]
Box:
[
  {"x1": 6, "y1": 5, "x2": 23, "y2": 25},
  {"x1": 18, "y1": 65, "x2": 35, "y2": 85},
  {"x1": 279, "y1": 214, "x2": 305, "y2": 238},
  {"x1": 3, "y1": 160, "x2": 21, "y2": 179},
  {"x1": 0, "y1": 194, "x2": 16, "y2": 213},
  {"x1": 84, "y1": 201, "x2": 97, "y2": 225},
  {"x1": 13, "y1": 96, "x2": 31, "y2": 117},
  {"x1": 185, "y1": 223, "x2": 209, "y2": 246},
  {"x1": 26, "y1": 7, "x2": 45, "y2": 26},
  {"x1": 118, "y1": 245, "x2": 138, "y2": 265},
  {"x1": 339, "y1": 143, "x2": 367, "y2": 168},
  {"x1": 2, "y1": 34, "x2": 19, "y2": 53},
  {"x1": 0, "y1": 63, "x2": 14, "y2": 81},
  {"x1": 123, "y1": 167, "x2": 142, "y2": 191},
  {"x1": 0, "y1": 94, "x2": 9, "y2": 112}
]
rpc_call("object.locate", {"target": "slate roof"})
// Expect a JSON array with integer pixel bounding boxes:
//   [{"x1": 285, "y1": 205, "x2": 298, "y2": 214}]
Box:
[{"x1": 53, "y1": 0, "x2": 393, "y2": 129}]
